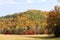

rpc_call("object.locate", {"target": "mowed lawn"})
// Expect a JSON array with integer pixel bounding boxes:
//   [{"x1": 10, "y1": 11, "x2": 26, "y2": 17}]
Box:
[{"x1": 0, "y1": 34, "x2": 60, "y2": 40}]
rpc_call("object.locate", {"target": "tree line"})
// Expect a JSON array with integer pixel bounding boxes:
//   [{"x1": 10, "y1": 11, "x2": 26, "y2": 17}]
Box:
[{"x1": 0, "y1": 6, "x2": 60, "y2": 35}]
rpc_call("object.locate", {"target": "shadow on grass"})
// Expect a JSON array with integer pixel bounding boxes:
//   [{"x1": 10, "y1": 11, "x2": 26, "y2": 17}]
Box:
[{"x1": 32, "y1": 36, "x2": 60, "y2": 39}]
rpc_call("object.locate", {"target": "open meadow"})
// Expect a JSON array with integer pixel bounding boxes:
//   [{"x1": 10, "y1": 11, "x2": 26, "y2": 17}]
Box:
[{"x1": 0, "y1": 34, "x2": 60, "y2": 40}]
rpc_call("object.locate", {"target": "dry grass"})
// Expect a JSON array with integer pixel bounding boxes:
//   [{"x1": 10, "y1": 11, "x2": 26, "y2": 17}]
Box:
[
  {"x1": 0, "y1": 34, "x2": 41, "y2": 40},
  {"x1": 0, "y1": 34, "x2": 60, "y2": 40}
]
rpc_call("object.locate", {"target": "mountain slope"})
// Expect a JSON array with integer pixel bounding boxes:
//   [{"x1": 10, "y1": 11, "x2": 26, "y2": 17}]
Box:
[{"x1": 0, "y1": 6, "x2": 60, "y2": 35}]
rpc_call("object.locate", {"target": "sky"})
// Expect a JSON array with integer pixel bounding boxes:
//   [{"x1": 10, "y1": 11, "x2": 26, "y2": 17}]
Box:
[{"x1": 0, "y1": 0, "x2": 60, "y2": 16}]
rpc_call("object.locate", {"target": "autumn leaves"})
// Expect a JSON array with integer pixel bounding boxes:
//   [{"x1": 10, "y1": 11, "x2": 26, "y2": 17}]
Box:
[{"x1": 0, "y1": 6, "x2": 60, "y2": 35}]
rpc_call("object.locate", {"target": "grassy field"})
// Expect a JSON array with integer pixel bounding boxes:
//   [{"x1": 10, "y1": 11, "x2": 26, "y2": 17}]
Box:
[{"x1": 0, "y1": 34, "x2": 60, "y2": 40}]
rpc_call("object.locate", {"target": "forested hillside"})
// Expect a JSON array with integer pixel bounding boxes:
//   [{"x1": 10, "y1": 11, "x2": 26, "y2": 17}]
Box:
[{"x1": 0, "y1": 6, "x2": 60, "y2": 35}]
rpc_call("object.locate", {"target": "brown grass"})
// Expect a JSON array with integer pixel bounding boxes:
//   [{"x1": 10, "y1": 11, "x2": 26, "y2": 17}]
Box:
[{"x1": 0, "y1": 34, "x2": 59, "y2": 40}]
